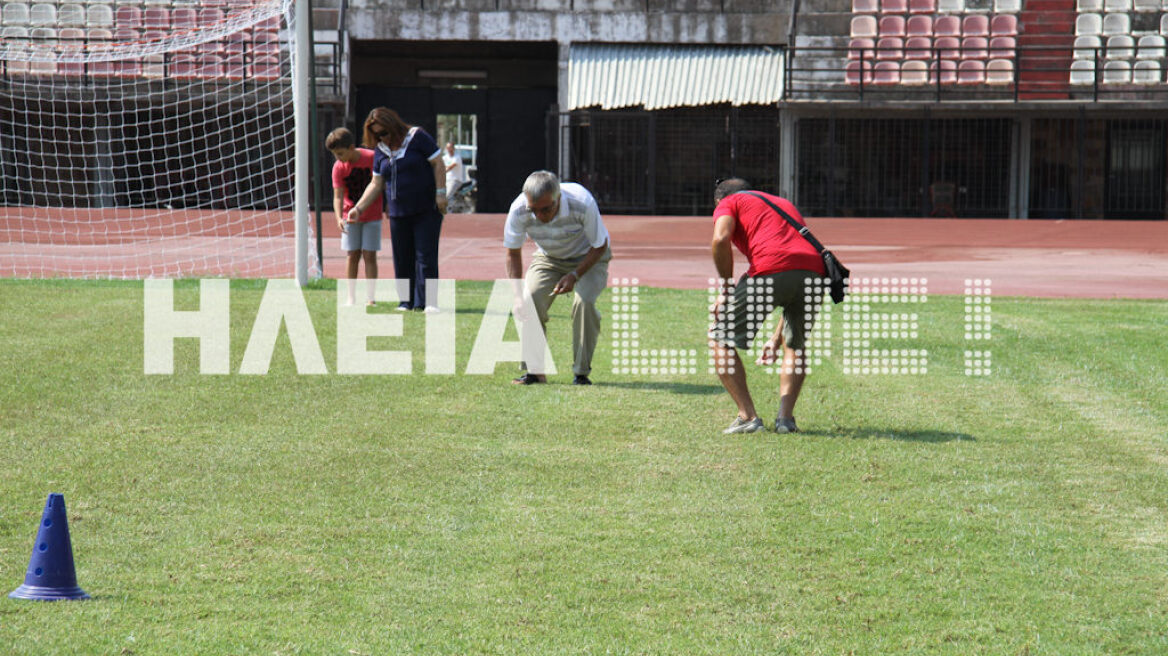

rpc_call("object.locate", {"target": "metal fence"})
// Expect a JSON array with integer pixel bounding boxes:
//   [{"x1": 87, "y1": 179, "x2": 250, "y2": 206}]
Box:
[{"x1": 549, "y1": 107, "x2": 781, "y2": 216}]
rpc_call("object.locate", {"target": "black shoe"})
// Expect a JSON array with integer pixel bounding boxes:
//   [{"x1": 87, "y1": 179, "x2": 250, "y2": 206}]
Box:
[
  {"x1": 573, "y1": 375, "x2": 592, "y2": 385},
  {"x1": 512, "y1": 373, "x2": 546, "y2": 385}
]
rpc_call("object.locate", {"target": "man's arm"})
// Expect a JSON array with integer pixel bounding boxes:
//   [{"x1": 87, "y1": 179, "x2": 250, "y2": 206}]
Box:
[{"x1": 711, "y1": 214, "x2": 737, "y2": 318}]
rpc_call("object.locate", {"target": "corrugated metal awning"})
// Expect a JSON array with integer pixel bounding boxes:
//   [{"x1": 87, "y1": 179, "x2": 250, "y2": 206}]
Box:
[{"x1": 568, "y1": 44, "x2": 784, "y2": 111}]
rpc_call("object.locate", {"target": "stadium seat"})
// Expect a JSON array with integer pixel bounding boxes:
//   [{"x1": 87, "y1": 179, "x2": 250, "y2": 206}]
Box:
[
  {"x1": 86, "y1": 26, "x2": 111, "y2": 42},
  {"x1": 29, "y1": 25, "x2": 54, "y2": 40},
  {"x1": 141, "y1": 31, "x2": 165, "y2": 78},
  {"x1": 1074, "y1": 35, "x2": 1102, "y2": 58},
  {"x1": 1137, "y1": 34, "x2": 1166, "y2": 58},
  {"x1": 252, "y1": 30, "x2": 278, "y2": 55},
  {"x1": 962, "y1": 15, "x2": 990, "y2": 37},
  {"x1": 1076, "y1": 13, "x2": 1103, "y2": 35},
  {"x1": 1077, "y1": 0, "x2": 1103, "y2": 9},
  {"x1": 201, "y1": 0, "x2": 229, "y2": 6},
  {"x1": 1107, "y1": 34, "x2": 1135, "y2": 58},
  {"x1": 873, "y1": 60, "x2": 901, "y2": 83},
  {"x1": 930, "y1": 58, "x2": 958, "y2": 83},
  {"x1": 882, "y1": 0, "x2": 908, "y2": 12},
  {"x1": 849, "y1": 37, "x2": 876, "y2": 59},
  {"x1": 909, "y1": 0, "x2": 936, "y2": 12},
  {"x1": 989, "y1": 36, "x2": 1016, "y2": 58},
  {"x1": 170, "y1": 53, "x2": 197, "y2": 77},
  {"x1": 853, "y1": 0, "x2": 879, "y2": 12},
  {"x1": 957, "y1": 59, "x2": 986, "y2": 83},
  {"x1": 28, "y1": 3, "x2": 54, "y2": 26},
  {"x1": 934, "y1": 15, "x2": 960, "y2": 37},
  {"x1": 225, "y1": 30, "x2": 248, "y2": 54},
  {"x1": 938, "y1": 0, "x2": 964, "y2": 11},
  {"x1": 851, "y1": 15, "x2": 878, "y2": 38},
  {"x1": 198, "y1": 8, "x2": 224, "y2": 27},
  {"x1": 986, "y1": 58, "x2": 1014, "y2": 83},
  {"x1": 1104, "y1": 0, "x2": 1132, "y2": 9},
  {"x1": 224, "y1": 53, "x2": 246, "y2": 79},
  {"x1": 876, "y1": 36, "x2": 904, "y2": 59},
  {"x1": 1161, "y1": 14, "x2": 1168, "y2": 36},
  {"x1": 3, "y1": 3, "x2": 30, "y2": 26},
  {"x1": 251, "y1": 55, "x2": 280, "y2": 80},
  {"x1": 905, "y1": 36, "x2": 933, "y2": 59},
  {"x1": 1070, "y1": 59, "x2": 1097, "y2": 83},
  {"x1": 906, "y1": 15, "x2": 932, "y2": 36},
  {"x1": 962, "y1": 36, "x2": 989, "y2": 59},
  {"x1": 1102, "y1": 13, "x2": 1130, "y2": 36},
  {"x1": 195, "y1": 53, "x2": 223, "y2": 78},
  {"x1": 143, "y1": 0, "x2": 170, "y2": 5},
  {"x1": 58, "y1": 4, "x2": 86, "y2": 27},
  {"x1": 879, "y1": 15, "x2": 906, "y2": 37},
  {"x1": 56, "y1": 28, "x2": 86, "y2": 76},
  {"x1": 1133, "y1": 59, "x2": 1161, "y2": 82},
  {"x1": 990, "y1": 15, "x2": 1017, "y2": 37},
  {"x1": 142, "y1": 7, "x2": 167, "y2": 30},
  {"x1": 86, "y1": 4, "x2": 113, "y2": 28},
  {"x1": 88, "y1": 32, "x2": 119, "y2": 76},
  {"x1": 115, "y1": 5, "x2": 140, "y2": 28},
  {"x1": 171, "y1": 7, "x2": 196, "y2": 31},
  {"x1": 199, "y1": 35, "x2": 223, "y2": 54},
  {"x1": 935, "y1": 36, "x2": 961, "y2": 59},
  {"x1": 252, "y1": 14, "x2": 280, "y2": 31},
  {"x1": 1133, "y1": 0, "x2": 1159, "y2": 10},
  {"x1": 994, "y1": 0, "x2": 1021, "y2": 9},
  {"x1": 901, "y1": 59, "x2": 929, "y2": 83},
  {"x1": 1103, "y1": 59, "x2": 1131, "y2": 82}
]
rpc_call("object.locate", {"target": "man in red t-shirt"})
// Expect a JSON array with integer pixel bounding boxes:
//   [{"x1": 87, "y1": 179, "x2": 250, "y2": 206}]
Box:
[
  {"x1": 327, "y1": 127, "x2": 383, "y2": 306},
  {"x1": 709, "y1": 178, "x2": 827, "y2": 435}
]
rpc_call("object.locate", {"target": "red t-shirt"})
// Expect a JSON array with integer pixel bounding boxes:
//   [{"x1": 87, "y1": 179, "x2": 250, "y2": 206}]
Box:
[
  {"x1": 713, "y1": 192, "x2": 826, "y2": 277},
  {"x1": 332, "y1": 148, "x2": 381, "y2": 222}
]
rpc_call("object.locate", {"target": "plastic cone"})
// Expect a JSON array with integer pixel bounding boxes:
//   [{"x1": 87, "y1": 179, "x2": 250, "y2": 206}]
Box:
[{"x1": 9, "y1": 493, "x2": 90, "y2": 601}]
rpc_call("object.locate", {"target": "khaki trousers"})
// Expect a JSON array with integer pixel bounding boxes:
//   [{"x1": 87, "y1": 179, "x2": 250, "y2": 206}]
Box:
[{"x1": 525, "y1": 249, "x2": 611, "y2": 376}]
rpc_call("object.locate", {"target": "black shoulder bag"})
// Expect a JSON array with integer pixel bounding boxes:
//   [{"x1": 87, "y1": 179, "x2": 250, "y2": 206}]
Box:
[{"x1": 743, "y1": 192, "x2": 850, "y2": 304}]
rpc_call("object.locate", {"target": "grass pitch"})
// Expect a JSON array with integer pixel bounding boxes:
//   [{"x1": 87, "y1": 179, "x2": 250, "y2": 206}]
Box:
[{"x1": 0, "y1": 279, "x2": 1166, "y2": 655}]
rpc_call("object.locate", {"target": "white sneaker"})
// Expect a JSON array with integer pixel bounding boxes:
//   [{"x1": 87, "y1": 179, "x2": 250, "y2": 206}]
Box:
[
  {"x1": 423, "y1": 306, "x2": 441, "y2": 314},
  {"x1": 723, "y1": 417, "x2": 765, "y2": 434}
]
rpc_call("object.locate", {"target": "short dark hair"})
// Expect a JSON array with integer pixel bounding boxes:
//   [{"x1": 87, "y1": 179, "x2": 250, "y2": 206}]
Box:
[
  {"x1": 325, "y1": 127, "x2": 355, "y2": 151},
  {"x1": 714, "y1": 177, "x2": 751, "y2": 203}
]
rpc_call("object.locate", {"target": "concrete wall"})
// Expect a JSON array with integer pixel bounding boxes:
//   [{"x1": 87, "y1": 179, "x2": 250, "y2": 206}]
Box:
[{"x1": 345, "y1": 1, "x2": 792, "y2": 45}]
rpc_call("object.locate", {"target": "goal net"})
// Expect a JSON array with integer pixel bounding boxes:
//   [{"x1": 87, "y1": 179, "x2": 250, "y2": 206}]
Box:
[{"x1": 0, "y1": 0, "x2": 318, "y2": 279}]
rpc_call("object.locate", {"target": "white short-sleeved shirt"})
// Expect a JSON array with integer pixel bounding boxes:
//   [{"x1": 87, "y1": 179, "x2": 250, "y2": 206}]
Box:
[{"x1": 503, "y1": 182, "x2": 610, "y2": 260}]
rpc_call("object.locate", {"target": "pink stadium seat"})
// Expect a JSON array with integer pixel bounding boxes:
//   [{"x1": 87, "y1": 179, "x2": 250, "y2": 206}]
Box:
[
  {"x1": 849, "y1": 37, "x2": 876, "y2": 59},
  {"x1": 934, "y1": 15, "x2": 961, "y2": 37},
  {"x1": 115, "y1": 5, "x2": 141, "y2": 29},
  {"x1": 962, "y1": 15, "x2": 989, "y2": 38},
  {"x1": 909, "y1": 0, "x2": 936, "y2": 12},
  {"x1": 171, "y1": 8, "x2": 197, "y2": 31},
  {"x1": 873, "y1": 60, "x2": 901, "y2": 83},
  {"x1": 985, "y1": 58, "x2": 1014, "y2": 84},
  {"x1": 170, "y1": 53, "x2": 197, "y2": 77},
  {"x1": 906, "y1": 15, "x2": 933, "y2": 36},
  {"x1": 881, "y1": 0, "x2": 908, "y2": 12},
  {"x1": 876, "y1": 36, "x2": 904, "y2": 59},
  {"x1": 225, "y1": 31, "x2": 249, "y2": 54},
  {"x1": 879, "y1": 15, "x2": 906, "y2": 37},
  {"x1": 935, "y1": 36, "x2": 961, "y2": 59},
  {"x1": 990, "y1": 15, "x2": 1017, "y2": 37},
  {"x1": 199, "y1": 37, "x2": 224, "y2": 55},
  {"x1": 198, "y1": 8, "x2": 224, "y2": 28},
  {"x1": 143, "y1": 7, "x2": 168, "y2": 30},
  {"x1": 957, "y1": 59, "x2": 985, "y2": 83},
  {"x1": 931, "y1": 59, "x2": 958, "y2": 83},
  {"x1": 224, "y1": 54, "x2": 247, "y2": 79},
  {"x1": 989, "y1": 36, "x2": 1016, "y2": 58},
  {"x1": 901, "y1": 60, "x2": 929, "y2": 83},
  {"x1": 851, "y1": 15, "x2": 878, "y2": 38},
  {"x1": 905, "y1": 36, "x2": 933, "y2": 59},
  {"x1": 195, "y1": 53, "x2": 223, "y2": 78},
  {"x1": 251, "y1": 55, "x2": 280, "y2": 80},
  {"x1": 962, "y1": 36, "x2": 989, "y2": 59},
  {"x1": 853, "y1": 0, "x2": 879, "y2": 11},
  {"x1": 252, "y1": 14, "x2": 280, "y2": 31},
  {"x1": 56, "y1": 27, "x2": 86, "y2": 76},
  {"x1": 252, "y1": 30, "x2": 279, "y2": 56},
  {"x1": 845, "y1": 59, "x2": 872, "y2": 84}
]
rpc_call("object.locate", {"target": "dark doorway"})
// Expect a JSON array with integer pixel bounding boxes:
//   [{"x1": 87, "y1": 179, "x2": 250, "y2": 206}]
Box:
[{"x1": 1105, "y1": 121, "x2": 1165, "y2": 220}]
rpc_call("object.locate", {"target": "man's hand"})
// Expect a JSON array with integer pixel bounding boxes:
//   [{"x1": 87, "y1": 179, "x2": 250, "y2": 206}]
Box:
[{"x1": 551, "y1": 272, "x2": 577, "y2": 296}]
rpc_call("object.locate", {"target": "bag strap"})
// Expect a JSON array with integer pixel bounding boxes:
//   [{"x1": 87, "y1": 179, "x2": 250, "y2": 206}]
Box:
[{"x1": 740, "y1": 191, "x2": 828, "y2": 254}]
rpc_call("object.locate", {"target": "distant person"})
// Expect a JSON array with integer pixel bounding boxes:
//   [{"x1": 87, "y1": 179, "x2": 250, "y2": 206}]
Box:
[
  {"x1": 442, "y1": 142, "x2": 470, "y2": 204},
  {"x1": 348, "y1": 107, "x2": 446, "y2": 312},
  {"x1": 504, "y1": 171, "x2": 611, "y2": 386},
  {"x1": 708, "y1": 178, "x2": 826, "y2": 434},
  {"x1": 326, "y1": 127, "x2": 382, "y2": 306}
]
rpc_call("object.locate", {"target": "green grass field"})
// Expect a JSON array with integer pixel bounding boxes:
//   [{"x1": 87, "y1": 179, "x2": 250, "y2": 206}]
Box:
[{"x1": 1, "y1": 279, "x2": 1166, "y2": 655}]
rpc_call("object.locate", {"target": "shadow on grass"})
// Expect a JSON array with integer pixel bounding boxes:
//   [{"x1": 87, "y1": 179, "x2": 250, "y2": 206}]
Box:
[
  {"x1": 598, "y1": 381, "x2": 724, "y2": 395},
  {"x1": 802, "y1": 427, "x2": 976, "y2": 442}
]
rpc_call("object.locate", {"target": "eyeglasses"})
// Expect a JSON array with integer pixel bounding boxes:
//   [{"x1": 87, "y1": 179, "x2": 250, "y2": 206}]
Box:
[
  {"x1": 526, "y1": 200, "x2": 557, "y2": 216},
  {"x1": 371, "y1": 127, "x2": 388, "y2": 139}
]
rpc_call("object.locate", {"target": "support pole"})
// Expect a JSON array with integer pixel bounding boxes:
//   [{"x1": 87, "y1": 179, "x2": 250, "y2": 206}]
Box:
[{"x1": 294, "y1": 0, "x2": 311, "y2": 285}]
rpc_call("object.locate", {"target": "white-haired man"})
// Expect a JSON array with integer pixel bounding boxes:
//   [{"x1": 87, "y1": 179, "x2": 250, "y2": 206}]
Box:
[{"x1": 504, "y1": 171, "x2": 612, "y2": 385}]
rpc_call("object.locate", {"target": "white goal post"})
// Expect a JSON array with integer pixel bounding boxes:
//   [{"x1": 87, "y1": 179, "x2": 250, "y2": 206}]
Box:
[{"x1": 0, "y1": 0, "x2": 318, "y2": 281}]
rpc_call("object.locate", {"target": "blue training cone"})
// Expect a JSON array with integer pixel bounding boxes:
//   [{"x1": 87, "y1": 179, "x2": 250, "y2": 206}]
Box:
[{"x1": 9, "y1": 493, "x2": 90, "y2": 601}]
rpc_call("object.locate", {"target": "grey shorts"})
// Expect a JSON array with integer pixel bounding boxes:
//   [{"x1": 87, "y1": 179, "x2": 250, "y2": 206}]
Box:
[
  {"x1": 341, "y1": 220, "x2": 382, "y2": 252},
  {"x1": 709, "y1": 270, "x2": 823, "y2": 351}
]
